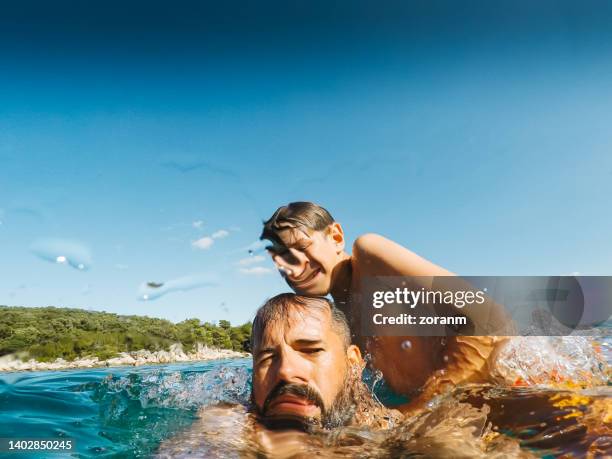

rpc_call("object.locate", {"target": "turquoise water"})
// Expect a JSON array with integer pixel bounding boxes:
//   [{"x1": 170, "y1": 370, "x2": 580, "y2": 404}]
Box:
[
  {"x1": 0, "y1": 358, "x2": 408, "y2": 458},
  {"x1": 0, "y1": 359, "x2": 253, "y2": 458},
  {"x1": 0, "y1": 344, "x2": 610, "y2": 458}
]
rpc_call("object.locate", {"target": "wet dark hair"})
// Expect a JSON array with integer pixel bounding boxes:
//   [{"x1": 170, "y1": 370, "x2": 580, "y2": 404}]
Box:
[
  {"x1": 260, "y1": 202, "x2": 335, "y2": 245},
  {"x1": 251, "y1": 293, "x2": 351, "y2": 350}
]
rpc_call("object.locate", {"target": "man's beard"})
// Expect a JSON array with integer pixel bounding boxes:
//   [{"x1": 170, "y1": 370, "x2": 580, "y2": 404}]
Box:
[{"x1": 253, "y1": 373, "x2": 356, "y2": 431}]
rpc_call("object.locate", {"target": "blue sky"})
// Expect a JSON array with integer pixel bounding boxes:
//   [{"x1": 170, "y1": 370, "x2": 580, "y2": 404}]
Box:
[{"x1": 1, "y1": 0, "x2": 612, "y2": 324}]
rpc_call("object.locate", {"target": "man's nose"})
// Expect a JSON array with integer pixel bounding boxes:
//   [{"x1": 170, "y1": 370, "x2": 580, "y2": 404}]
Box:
[{"x1": 275, "y1": 349, "x2": 307, "y2": 384}]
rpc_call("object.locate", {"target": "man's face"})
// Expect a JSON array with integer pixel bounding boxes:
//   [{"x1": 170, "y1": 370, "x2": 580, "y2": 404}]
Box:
[
  {"x1": 266, "y1": 225, "x2": 343, "y2": 296},
  {"x1": 252, "y1": 305, "x2": 356, "y2": 428}
]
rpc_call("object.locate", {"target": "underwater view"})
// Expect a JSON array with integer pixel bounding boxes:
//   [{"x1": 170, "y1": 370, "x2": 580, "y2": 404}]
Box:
[{"x1": 1, "y1": 332, "x2": 610, "y2": 458}]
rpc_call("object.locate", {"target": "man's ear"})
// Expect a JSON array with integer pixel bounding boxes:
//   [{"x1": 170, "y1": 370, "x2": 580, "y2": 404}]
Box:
[
  {"x1": 328, "y1": 222, "x2": 345, "y2": 253},
  {"x1": 346, "y1": 344, "x2": 363, "y2": 367}
]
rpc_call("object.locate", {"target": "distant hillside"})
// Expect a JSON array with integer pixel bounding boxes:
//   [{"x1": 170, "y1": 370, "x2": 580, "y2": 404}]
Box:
[{"x1": 0, "y1": 306, "x2": 251, "y2": 362}]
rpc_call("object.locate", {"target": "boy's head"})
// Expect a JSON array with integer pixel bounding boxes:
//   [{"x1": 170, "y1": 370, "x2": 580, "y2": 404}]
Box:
[{"x1": 261, "y1": 202, "x2": 347, "y2": 296}]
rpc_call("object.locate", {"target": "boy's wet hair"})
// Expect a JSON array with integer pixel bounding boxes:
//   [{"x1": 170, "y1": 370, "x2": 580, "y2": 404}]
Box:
[
  {"x1": 251, "y1": 293, "x2": 351, "y2": 350},
  {"x1": 260, "y1": 202, "x2": 335, "y2": 245}
]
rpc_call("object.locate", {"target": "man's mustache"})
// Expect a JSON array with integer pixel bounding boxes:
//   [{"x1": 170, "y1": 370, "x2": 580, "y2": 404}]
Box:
[{"x1": 262, "y1": 382, "x2": 325, "y2": 416}]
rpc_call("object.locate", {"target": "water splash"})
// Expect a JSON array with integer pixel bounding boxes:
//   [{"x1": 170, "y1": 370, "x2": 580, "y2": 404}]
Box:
[
  {"x1": 138, "y1": 274, "x2": 217, "y2": 301},
  {"x1": 93, "y1": 366, "x2": 252, "y2": 412},
  {"x1": 157, "y1": 386, "x2": 542, "y2": 459},
  {"x1": 2, "y1": 359, "x2": 610, "y2": 458},
  {"x1": 362, "y1": 356, "x2": 387, "y2": 406},
  {"x1": 30, "y1": 238, "x2": 92, "y2": 271},
  {"x1": 80, "y1": 362, "x2": 251, "y2": 456},
  {"x1": 492, "y1": 336, "x2": 608, "y2": 386}
]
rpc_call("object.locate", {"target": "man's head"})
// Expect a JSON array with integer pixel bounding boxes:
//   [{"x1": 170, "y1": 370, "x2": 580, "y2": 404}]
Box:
[
  {"x1": 261, "y1": 202, "x2": 347, "y2": 296},
  {"x1": 251, "y1": 293, "x2": 362, "y2": 429}
]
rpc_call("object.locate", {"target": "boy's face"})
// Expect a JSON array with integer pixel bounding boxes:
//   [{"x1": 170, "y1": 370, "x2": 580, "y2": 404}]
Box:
[{"x1": 266, "y1": 224, "x2": 344, "y2": 296}]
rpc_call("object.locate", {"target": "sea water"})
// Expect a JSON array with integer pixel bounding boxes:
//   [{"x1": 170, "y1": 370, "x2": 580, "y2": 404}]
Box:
[
  {"x1": 0, "y1": 335, "x2": 610, "y2": 458},
  {"x1": 0, "y1": 360, "x2": 251, "y2": 458}
]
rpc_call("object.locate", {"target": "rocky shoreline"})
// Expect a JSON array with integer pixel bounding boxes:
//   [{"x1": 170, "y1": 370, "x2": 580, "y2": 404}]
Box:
[{"x1": 0, "y1": 343, "x2": 250, "y2": 372}]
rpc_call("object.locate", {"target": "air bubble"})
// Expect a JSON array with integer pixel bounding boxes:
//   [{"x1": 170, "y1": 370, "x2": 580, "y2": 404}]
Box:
[
  {"x1": 401, "y1": 340, "x2": 412, "y2": 350},
  {"x1": 443, "y1": 355, "x2": 449, "y2": 362}
]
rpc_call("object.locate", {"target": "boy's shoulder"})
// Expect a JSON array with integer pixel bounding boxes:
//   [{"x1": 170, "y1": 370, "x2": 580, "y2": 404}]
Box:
[
  {"x1": 350, "y1": 233, "x2": 403, "y2": 280},
  {"x1": 352, "y1": 233, "x2": 393, "y2": 258}
]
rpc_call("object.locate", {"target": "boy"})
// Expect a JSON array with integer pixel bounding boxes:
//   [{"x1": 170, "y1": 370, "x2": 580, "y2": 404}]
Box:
[{"x1": 260, "y1": 201, "x2": 509, "y2": 411}]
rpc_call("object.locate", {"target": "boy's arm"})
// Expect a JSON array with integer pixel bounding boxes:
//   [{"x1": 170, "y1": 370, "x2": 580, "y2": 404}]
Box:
[
  {"x1": 352, "y1": 233, "x2": 513, "y2": 335},
  {"x1": 352, "y1": 233, "x2": 455, "y2": 278}
]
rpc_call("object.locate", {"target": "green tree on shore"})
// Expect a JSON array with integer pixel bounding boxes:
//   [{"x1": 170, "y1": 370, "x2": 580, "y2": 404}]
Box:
[{"x1": 0, "y1": 306, "x2": 252, "y2": 362}]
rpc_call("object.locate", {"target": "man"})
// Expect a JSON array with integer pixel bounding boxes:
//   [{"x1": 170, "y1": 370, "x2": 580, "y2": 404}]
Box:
[
  {"x1": 155, "y1": 293, "x2": 403, "y2": 458},
  {"x1": 248, "y1": 295, "x2": 528, "y2": 458},
  {"x1": 251, "y1": 292, "x2": 402, "y2": 430},
  {"x1": 260, "y1": 201, "x2": 510, "y2": 411},
  {"x1": 157, "y1": 293, "x2": 533, "y2": 458}
]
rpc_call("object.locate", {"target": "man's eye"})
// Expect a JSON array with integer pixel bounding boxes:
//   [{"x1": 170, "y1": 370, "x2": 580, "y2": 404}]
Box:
[
  {"x1": 302, "y1": 348, "x2": 324, "y2": 354},
  {"x1": 256, "y1": 354, "x2": 275, "y2": 365}
]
